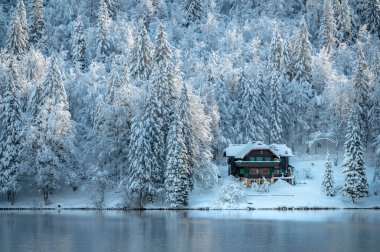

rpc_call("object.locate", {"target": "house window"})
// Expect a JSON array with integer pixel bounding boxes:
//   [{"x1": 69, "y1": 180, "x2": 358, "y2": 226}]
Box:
[
  {"x1": 257, "y1": 169, "x2": 261, "y2": 174},
  {"x1": 240, "y1": 169, "x2": 245, "y2": 175},
  {"x1": 256, "y1": 157, "x2": 263, "y2": 161},
  {"x1": 249, "y1": 157, "x2": 255, "y2": 161}
]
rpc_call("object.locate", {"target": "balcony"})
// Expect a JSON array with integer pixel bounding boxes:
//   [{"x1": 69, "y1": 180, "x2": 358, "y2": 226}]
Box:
[{"x1": 235, "y1": 160, "x2": 280, "y2": 168}]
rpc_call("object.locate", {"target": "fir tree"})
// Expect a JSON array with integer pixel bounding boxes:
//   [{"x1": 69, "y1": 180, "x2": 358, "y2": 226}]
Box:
[
  {"x1": 269, "y1": 72, "x2": 284, "y2": 144},
  {"x1": 237, "y1": 71, "x2": 265, "y2": 143},
  {"x1": 5, "y1": 0, "x2": 29, "y2": 56},
  {"x1": 72, "y1": 14, "x2": 86, "y2": 71},
  {"x1": 322, "y1": 153, "x2": 335, "y2": 197},
  {"x1": 164, "y1": 104, "x2": 190, "y2": 207},
  {"x1": 182, "y1": 0, "x2": 204, "y2": 23},
  {"x1": 294, "y1": 17, "x2": 312, "y2": 83},
  {"x1": 123, "y1": 119, "x2": 157, "y2": 208},
  {"x1": 269, "y1": 29, "x2": 283, "y2": 73},
  {"x1": 95, "y1": 0, "x2": 111, "y2": 62},
  {"x1": 30, "y1": 0, "x2": 45, "y2": 51},
  {"x1": 105, "y1": 0, "x2": 119, "y2": 19},
  {"x1": 353, "y1": 47, "x2": 371, "y2": 145},
  {"x1": 0, "y1": 62, "x2": 23, "y2": 205},
  {"x1": 364, "y1": 0, "x2": 380, "y2": 38},
  {"x1": 31, "y1": 56, "x2": 76, "y2": 204},
  {"x1": 130, "y1": 19, "x2": 153, "y2": 81},
  {"x1": 342, "y1": 107, "x2": 369, "y2": 203},
  {"x1": 320, "y1": 0, "x2": 337, "y2": 53},
  {"x1": 336, "y1": 0, "x2": 355, "y2": 44}
]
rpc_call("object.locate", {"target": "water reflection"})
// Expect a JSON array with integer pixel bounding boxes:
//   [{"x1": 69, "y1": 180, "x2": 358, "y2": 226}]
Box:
[{"x1": 0, "y1": 210, "x2": 379, "y2": 252}]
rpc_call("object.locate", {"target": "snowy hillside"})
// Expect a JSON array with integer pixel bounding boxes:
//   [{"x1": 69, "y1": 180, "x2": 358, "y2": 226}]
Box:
[{"x1": 0, "y1": 0, "x2": 380, "y2": 208}]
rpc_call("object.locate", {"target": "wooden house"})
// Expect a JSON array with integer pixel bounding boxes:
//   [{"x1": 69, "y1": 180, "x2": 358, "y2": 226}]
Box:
[{"x1": 224, "y1": 142, "x2": 294, "y2": 187}]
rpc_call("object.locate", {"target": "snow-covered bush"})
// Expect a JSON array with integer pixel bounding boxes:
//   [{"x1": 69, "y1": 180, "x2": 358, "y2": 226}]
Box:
[
  {"x1": 219, "y1": 178, "x2": 246, "y2": 204},
  {"x1": 258, "y1": 177, "x2": 270, "y2": 193}
]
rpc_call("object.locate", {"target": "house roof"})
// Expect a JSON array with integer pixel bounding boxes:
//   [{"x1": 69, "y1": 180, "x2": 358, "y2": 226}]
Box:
[{"x1": 224, "y1": 142, "x2": 293, "y2": 159}]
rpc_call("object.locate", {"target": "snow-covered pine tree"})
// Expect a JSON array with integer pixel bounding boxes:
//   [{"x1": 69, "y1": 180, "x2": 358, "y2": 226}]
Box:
[
  {"x1": 269, "y1": 72, "x2": 284, "y2": 144},
  {"x1": 5, "y1": 0, "x2": 29, "y2": 56},
  {"x1": 319, "y1": 0, "x2": 337, "y2": 53},
  {"x1": 95, "y1": 0, "x2": 111, "y2": 62},
  {"x1": 364, "y1": 0, "x2": 380, "y2": 38},
  {"x1": 105, "y1": 0, "x2": 119, "y2": 19},
  {"x1": 122, "y1": 118, "x2": 157, "y2": 208},
  {"x1": 177, "y1": 83, "x2": 197, "y2": 190},
  {"x1": 353, "y1": 47, "x2": 371, "y2": 145},
  {"x1": 72, "y1": 14, "x2": 86, "y2": 71},
  {"x1": 342, "y1": 106, "x2": 369, "y2": 203},
  {"x1": 268, "y1": 29, "x2": 283, "y2": 73},
  {"x1": 30, "y1": 0, "x2": 45, "y2": 51},
  {"x1": 0, "y1": 61, "x2": 23, "y2": 205},
  {"x1": 322, "y1": 153, "x2": 335, "y2": 197},
  {"x1": 164, "y1": 102, "x2": 190, "y2": 207},
  {"x1": 237, "y1": 70, "x2": 265, "y2": 143},
  {"x1": 294, "y1": 17, "x2": 312, "y2": 84},
  {"x1": 130, "y1": 19, "x2": 153, "y2": 81},
  {"x1": 182, "y1": 0, "x2": 204, "y2": 23},
  {"x1": 371, "y1": 53, "x2": 380, "y2": 170},
  {"x1": 336, "y1": 0, "x2": 355, "y2": 44},
  {"x1": 150, "y1": 23, "x2": 177, "y2": 143},
  {"x1": 31, "y1": 56, "x2": 76, "y2": 204}
]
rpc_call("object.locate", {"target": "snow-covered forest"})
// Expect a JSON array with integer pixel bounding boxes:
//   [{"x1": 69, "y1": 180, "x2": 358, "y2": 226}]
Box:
[{"x1": 0, "y1": 0, "x2": 380, "y2": 207}]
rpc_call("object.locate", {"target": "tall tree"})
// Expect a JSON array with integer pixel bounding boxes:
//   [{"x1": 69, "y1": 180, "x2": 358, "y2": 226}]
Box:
[
  {"x1": 269, "y1": 72, "x2": 284, "y2": 144},
  {"x1": 5, "y1": 0, "x2": 29, "y2": 56},
  {"x1": 353, "y1": 47, "x2": 371, "y2": 145},
  {"x1": 72, "y1": 14, "x2": 86, "y2": 71},
  {"x1": 95, "y1": 0, "x2": 111, "y2": 62},
  {"x1": 30, "y1": 0, "x2": 45, "y2": 50},
  {"x1": 31, "y1": 56, "x2": 76, "y2": 204},
  {"x1": 164, "y1": 101, "x2": 190, "y2": 207},
  {"x1": 319, "y1": 0, "x2": 337, "y2": 52},
  {"x1": 342, "y1": 106, "x2": 369, "y2": 203},
  {"x1": 336, "y1": 0, "x2": 355, "y2": 44},
  {"x1": 322, "y1": 153, "x2": 335, "y2": 197},
  {"x1": 182, "y1": 0, "x2": 204, "y2": 23},
  {"x1": 130, "y1": 19, "x2": 153, "y2": 81},
  {"x1": 364, "y1": 0, "x2": 380, "y2": 38},
  {"x1": 0, "y1": 62, "x2": 23, "y2": 205}
]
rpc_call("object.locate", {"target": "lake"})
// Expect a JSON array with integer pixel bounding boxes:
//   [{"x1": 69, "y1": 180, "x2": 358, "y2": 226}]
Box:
[{"x1": 1, "y1": 210, "x2": 379, "y2": 252}]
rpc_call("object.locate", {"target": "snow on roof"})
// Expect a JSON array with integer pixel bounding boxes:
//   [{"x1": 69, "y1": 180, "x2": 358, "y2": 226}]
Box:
[{"x1": 224, "y1": 142, "x2": 293, "y2": 158}]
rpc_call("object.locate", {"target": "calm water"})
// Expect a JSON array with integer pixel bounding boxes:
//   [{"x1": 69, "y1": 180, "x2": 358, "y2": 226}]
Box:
[{"x1": 1, "y1": 210, "x2": 380, "y2": 252}]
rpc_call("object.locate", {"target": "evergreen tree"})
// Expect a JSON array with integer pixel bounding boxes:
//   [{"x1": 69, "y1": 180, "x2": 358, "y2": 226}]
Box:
[
  {"x1": 150, "y1": 23, "x2": 177, "y2": 144},
  {"x1": 95, "y1": 0, "x2": 111, "y2": 62},
  {"x1": 364, "y1": 0, "x2": 380, "y2": 38},
  {"x1": 268, "y1": 29, "x2": 283, "y2": 73},
  {"x1": 336, "y1": 0, "x2": 355, "y2": 44},
  {"x1": 237, "y1": 71, "x2": 265, "y2": 143},
  {"x1": 353, "y1": 47, "x2": 371, "y2": 145},
  {"x1": 322, "y1": 153, "x2": 335, "y2": 197},
  {"x1": 123, "y1": 119, "x2": 157, "y2": 208},
  {"x1": 30, "y1": 0, "x2": 45, "y2": 50},
  {"x1": 72, "y1": 14, "x2": 86, "y2": 71},
  {"x1": 342, "y1": 106, "x2": 369, "y2": 203},
  {"x1": 31, "y1": 56, "x2": 76, "y2": 204},
  {"x1": 105, "y1": 0, "x2": 119, "y2": 19},
  {"x1": 182, "y1": 0, "x2": 204, "y2": 23},
  {"x1": 164, "y1": 103, "x2": 190, "y2": 207},
  {"x1": 130, "y1": 19, "x2": 153, "y2": 81},
  {"x1": 5, "y1": 0, "x2": 29, "y2": 56},
  {"x1": 269, "y1": 72, "x2": 284, "y2": 144},
  {"x1": 0, "y1": 62, "x2": 23, "y2": 205},
  {"x1": 294, "y1": 17, "x2": 312, "y2": 83},
  {"x1": 319, "y1": 0, "x2": 337, "y2": 52}
]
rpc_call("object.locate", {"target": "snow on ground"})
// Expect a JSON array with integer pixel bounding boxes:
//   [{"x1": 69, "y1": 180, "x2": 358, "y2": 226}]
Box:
[{"x1": 1, "y1": 155, "x2": 380, "y2": 209}]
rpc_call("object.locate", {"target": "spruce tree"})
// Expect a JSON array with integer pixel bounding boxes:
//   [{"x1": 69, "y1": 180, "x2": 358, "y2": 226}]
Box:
[
  {"x1": 32, "y1": 56, "x2": 76, "y2": 204},
  {"x1": 294, "y1": 17, "x2": 312, "y2": 83},
  {"x1": 123, "y1": 118, "x2": 157, "y2": 208},
  {"x1": 342, "y1": 106, "x2": 369, "y2": 203},
  {"x1": 5, "y1": 0, "x2": 29, "y2": 56},
  {"x1": 95, "y1": 0, "x2": 111, "y2": 62},
  {"x1": 320, "y1": 0, "x2": 337, "y2": 52},
  {"x1": 353, "y1": 47, "x2": 371, "y2": 145},
  {"x1": 164, "y1": 104, "x2": 190, "y2": 207},
  {"x1": 30, "y1": 0, "x2": 45, "y2": 51},
  {"x1": 72, "y1": 14, "x2": 86, "y2": 71},
  {"x1": 130, "y1": 19, "x2": 153, "y2": 81},
  {"x1": 0, "y1": 62, "x2": 23, "y2": 205},
  {"x1": 322, "y1": 153, "x2": 335, "y2": 197},
  {"x1": 269, "y1": 29, "x2": 283, "y2": 73},
  {"x1": 182, "y1": 0, "x2": 204, "y2": 23},
  {"x1": 269, "y1": 72, "x2": 284, "y2": 144},
  {"x1": 237, "y1": 71, "x2": 265, "y2": 143},
  {"x1": 150, "y1": 23, "x2": 177, "y2": 143},
  {"x1": 336, "y1": 0, "x2": 355, "y2": 44},
  {"x1": 364, "y1": 0, "x2": 380, "y2": 38}
]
